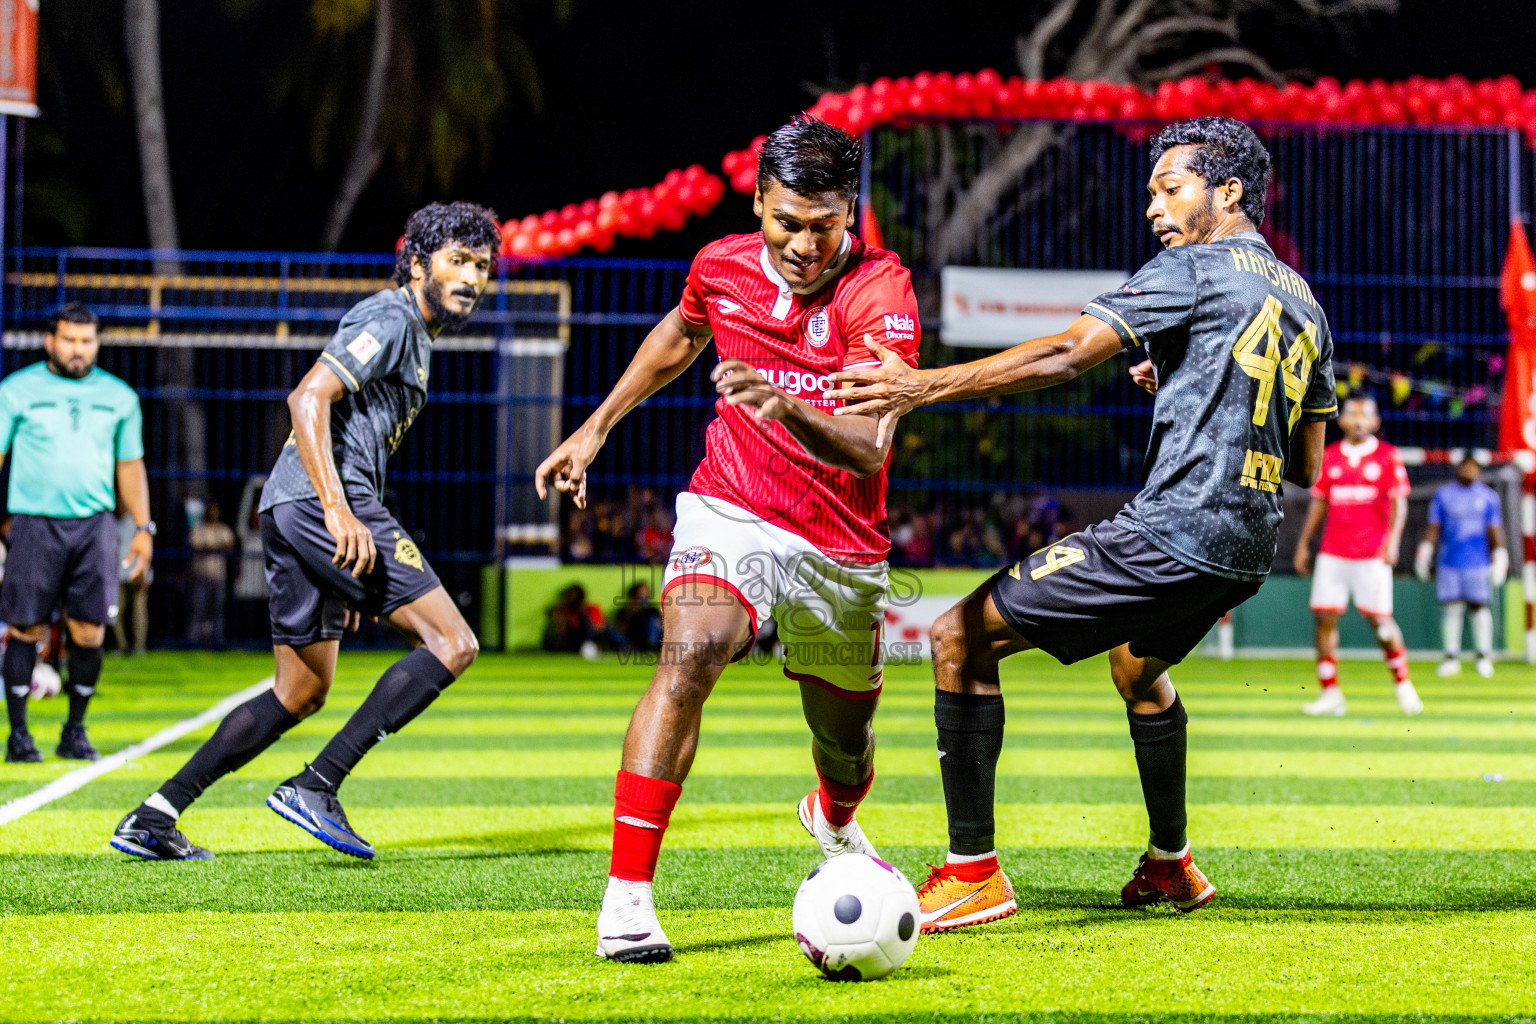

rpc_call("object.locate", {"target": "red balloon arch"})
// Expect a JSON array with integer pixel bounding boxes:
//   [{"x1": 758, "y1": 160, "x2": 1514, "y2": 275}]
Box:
[{"x1": 497, "y1": 71, "x2": 1536, "y2": 261}]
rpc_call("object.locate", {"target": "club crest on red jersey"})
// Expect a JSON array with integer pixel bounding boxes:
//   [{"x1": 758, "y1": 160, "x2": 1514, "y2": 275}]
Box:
[
  {"x1": 804, "y1": 308, "x2": 831, "y2": 348},
  {"x1": 672, "y1": 546, "x2": 713, "y2": 571}
]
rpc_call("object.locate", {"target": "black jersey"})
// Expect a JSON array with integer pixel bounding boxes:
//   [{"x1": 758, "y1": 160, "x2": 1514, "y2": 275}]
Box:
[
  {"x1": 260, "y1": 288, "x2": 434, "y2": 513},
  {"x1": 1083, "y1": 232, "x2": 1338, "y2": 581}
]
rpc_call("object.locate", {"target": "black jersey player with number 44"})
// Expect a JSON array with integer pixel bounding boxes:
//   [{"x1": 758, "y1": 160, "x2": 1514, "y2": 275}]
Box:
[{"x1": 830, "y1": 117, "x2": 1337, "y2": 930}]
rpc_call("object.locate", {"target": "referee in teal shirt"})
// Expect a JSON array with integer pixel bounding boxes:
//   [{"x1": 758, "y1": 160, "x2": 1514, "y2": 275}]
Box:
[{"x1": 0, "y1": 302, "x2": 154, "y2": 762}]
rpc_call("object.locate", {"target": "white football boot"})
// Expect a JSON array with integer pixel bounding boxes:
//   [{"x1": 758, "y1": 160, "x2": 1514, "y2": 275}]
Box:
[
  {"x1": 1301, "y1": 686, "x2": 1347, "y2": 716},
  {"x1": 1395, "y1": 680, "x2": 1425, "y2": 716},
  {"x1": 1476, "y1": 657, "x2": 1495, "y2": 679},
  {"x1": 798, "y1": 790, "x2": 879, "y2": 860},
  {"x1": 1436, "y1": 656, "x2": 1462, "y2": 678},
  {"x1": 595, "y1": 877, "x2": 672, "y2": 963}
]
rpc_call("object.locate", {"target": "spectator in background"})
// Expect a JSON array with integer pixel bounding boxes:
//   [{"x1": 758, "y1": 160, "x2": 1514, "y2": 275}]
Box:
[
  {"x1": 113, "y1": 510, "x2": 151, "y2": 657},
  {"x1": 610, "y1": 580, "x2": 663, "y2": 652},
  {"x1": 234, "y1": 476, "x2": 270, "y2": 635},
  {"x1": 636, "y1": 506, "x2": 674, "y2": 565},
  {"x1": 566, "y1": 506, "x2": 598, "y2": 562},
  {"x1": 188, "y1": 503, "x2": 237, "y2": 645},
  {"x1": 543, "y1": 583, "x2": 604, "y2": 660}
]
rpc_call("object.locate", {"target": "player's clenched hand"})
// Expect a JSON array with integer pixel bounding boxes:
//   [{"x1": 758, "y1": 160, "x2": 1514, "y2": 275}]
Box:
[
  {"x1": 324, "y1": 502, "x2": 377, "y2": 578},
  {"x1": 1293, "y1": 545, "x2": 1312, "y2": 578},
  {"x1": 1129, "y1": 360, "x2": 1158, "y2": 395},
  {"x1": 343, "y1": 605, "x2": 379, "y2": 633},
  {"x1": 535, "y1": 429, "x2": 605, "y2": 510},
  {"x1": 712, "y1": 359, "x2": 795, "y2": 422}
]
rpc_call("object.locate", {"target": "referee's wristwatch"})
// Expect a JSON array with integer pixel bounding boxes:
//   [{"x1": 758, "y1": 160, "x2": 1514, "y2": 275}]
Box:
[{"x1": 135, "y1": 521, "x2": 157, "y2": 537}]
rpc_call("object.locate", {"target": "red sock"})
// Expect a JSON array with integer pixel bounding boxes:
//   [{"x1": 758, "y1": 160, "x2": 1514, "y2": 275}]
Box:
[
  {"x1": 609, "y1": 770, "x2": 682, "y2": 882},
  {"x1": 1384, "y1": 645, "x2": 1411, "y2": 684},
  {"x1": 1316, "y1": 656, "x2": 1339, "y2": 688},
  {"x1": 943, "y1": 854, "x2": 999, "y2": 882},
  {"x1": 816, "y1": 767, "x2": 873, "y2": 827}
]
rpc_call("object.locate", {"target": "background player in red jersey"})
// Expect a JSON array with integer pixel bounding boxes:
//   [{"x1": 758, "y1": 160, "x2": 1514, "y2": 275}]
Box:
[
  {"x1": 535, "y1": 116, "x2": 919, "y2": 964},
  {"x1": 1293, "y1": 395, "x2": 1421, "y2": 716}
]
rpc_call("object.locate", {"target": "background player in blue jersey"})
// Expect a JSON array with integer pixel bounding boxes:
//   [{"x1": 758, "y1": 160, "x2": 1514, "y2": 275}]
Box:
[
  {"x1": 1414, "y1": 456, "x2": 1507, "y2": 677},
  {"x1": 831, "y1": 117, "x2": 1333, "y2": 928}
]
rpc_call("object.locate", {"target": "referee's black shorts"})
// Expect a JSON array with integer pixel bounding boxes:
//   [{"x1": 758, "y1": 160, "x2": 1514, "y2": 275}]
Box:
[
  {"x1": 0, "y1": 512, "x2": 119, "y2": 626},
  {"x1": 260, "y1": 495, "x2": 441, "y2": 648},
  {"x1": 988, "y1": 520, "x2": 1262, "y2": 666}
]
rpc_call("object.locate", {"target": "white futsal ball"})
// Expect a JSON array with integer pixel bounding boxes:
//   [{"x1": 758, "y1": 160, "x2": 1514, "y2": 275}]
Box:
[
  {"x1": 29, "y1": 663, "x2": 62, "y2": 700},
  {"x1": 792, "y1": 853, "x2": 920, "y2": 981}
]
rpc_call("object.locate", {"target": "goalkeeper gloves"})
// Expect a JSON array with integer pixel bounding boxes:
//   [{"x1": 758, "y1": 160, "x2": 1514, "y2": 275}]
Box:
[
  {"x1": 1491, "y1": 547, "x2": 1510, "y2": 588},
  {"x1": 1414, "y1": 541, "x2": 1434, "y2": 582}
]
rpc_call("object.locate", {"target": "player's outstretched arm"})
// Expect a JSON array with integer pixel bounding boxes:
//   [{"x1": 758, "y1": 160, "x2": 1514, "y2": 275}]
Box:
[
  {"x1": 828, "y1": 314, "x2": 1124, "y2": 426},
  {"x1": 288, "y1": 361, "x2": 377, "y2": 578},
  {"x1": 712, "y1": 359, "x2": 891, "y2": 477},
  {"x1": 535, "y1": 308, "x2": 712, "y2": 509}
]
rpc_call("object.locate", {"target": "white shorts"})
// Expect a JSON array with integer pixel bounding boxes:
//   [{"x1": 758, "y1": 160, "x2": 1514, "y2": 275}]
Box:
[
  {"x1": 1310, "y1": 553, "x2": 1394, "y2": 617},
  {"x1": 661, "y1": 492, "x2": 889, "y2": 699}
]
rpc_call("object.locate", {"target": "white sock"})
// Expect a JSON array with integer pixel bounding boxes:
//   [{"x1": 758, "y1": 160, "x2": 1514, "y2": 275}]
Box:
[
  {"x1": 1472, "y1": 606, "x2": 1494, "y2": 658},
  {"x1": 606, "y1": 875, "x2": 653, "y2": 898},
  {"x1": 144, "y1": 792, "x2": 180, "y2": 821},
  {"x1": 1217, "y1": 619, "x2": 1235, "y2": 659},
  {"x1": 1149, "y1": 841, "x2": 1189, "y2": 861},
  {"x1": 945, "y1": 849, "x2": 997, "y2": 864},
  {"x1": 1442, "y1": 601, "x2": 1465, "y2": 656}
]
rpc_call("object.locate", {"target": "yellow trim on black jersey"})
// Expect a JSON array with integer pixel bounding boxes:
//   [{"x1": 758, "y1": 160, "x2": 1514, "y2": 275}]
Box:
[
  {"x1": 1083, "y1": 302, "x2": 1141, "y2": 348},
  {"x1": 320, "y1": 351, "x2": 361, "y2": 391},
  {"x1": 1302, "y1": 404, "x2": 1338, "y2": 414}
]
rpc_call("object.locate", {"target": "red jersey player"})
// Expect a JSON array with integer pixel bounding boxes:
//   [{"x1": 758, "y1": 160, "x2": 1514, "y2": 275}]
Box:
[
  {"x1": 1292, "y1": 395, "x2": 1422, "y2": 716},
  {"x1": 535, "y1": 116, "x2": 919, "y2": 964}
]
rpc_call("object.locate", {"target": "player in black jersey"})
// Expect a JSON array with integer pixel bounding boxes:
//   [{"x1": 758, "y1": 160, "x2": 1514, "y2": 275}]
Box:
[
  {"x1": 110, "y1": 203, "x2": 500, "y2": 861},
  {"x1": 830, "y1": 117, "x2": 1336, "y2": 927}
]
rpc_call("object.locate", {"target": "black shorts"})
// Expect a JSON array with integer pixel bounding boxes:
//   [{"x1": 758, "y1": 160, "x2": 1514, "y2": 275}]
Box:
[
  {"x1": 261, "y1": 496, "x2": 441, "y2": 647},
  {"x1": 989, "y1": 520, "x2": 1262, "y2": 666},
  {"x1": 0, "y1": 512, "x2": 118, "y2": 626}
]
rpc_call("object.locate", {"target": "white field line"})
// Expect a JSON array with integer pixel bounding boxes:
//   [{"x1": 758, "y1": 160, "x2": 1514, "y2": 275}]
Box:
[{"x1": 0, "y1": 676, "x2": 274, "y2": 826}]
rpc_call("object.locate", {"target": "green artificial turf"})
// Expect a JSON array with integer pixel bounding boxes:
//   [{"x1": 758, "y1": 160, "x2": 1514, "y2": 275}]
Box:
[{"x1": 1, "y1": 649, "x2": 1534, "y2": 1023}]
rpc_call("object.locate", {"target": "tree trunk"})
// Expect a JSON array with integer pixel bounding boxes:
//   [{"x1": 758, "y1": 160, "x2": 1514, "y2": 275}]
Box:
[
  {"x1": 124, "y1": 0, "x2": 178, "y2": 251},
  {"x1": 321, "y1": 0, "x2": 394, "y2": 251},
  {"x1": 125, "y1": 0, "x2": 207, "y2": 508}
]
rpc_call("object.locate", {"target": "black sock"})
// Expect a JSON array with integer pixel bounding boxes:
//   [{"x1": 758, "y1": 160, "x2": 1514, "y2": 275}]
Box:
[
  {"x1": 4, "y1": 638, "x2": 37, "y2": 736},
  {"x1": 935, "y1": 688, "x2": 1006, "y2": 856},
  {"x1": 65, "y1": 641, "x2": 104, "y2": 727},
  {"x1": 309, "y1": 647, "x2": 456, "y2": 789},
  {"x1": 1127, "y1": 693, "x2": 1189, "y2": 853},
  {"x1": 158, "y1": 688, "x2": 299, "y2": 813}
]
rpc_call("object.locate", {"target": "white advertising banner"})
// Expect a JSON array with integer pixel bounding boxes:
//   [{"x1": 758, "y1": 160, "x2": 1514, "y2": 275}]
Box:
[{"x1": 941, "y1": 267, "x2": 1128, "y2": 347}]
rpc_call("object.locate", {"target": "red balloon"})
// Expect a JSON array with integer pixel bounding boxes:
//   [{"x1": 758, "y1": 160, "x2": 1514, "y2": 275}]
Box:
[
  {"x1": 535, "y1": 228, "x2": 556, "y2": 252},
  {"x1": 598, "y1": 190, "x2": 621, "y2": 210},
  {"x1": 579, "y1": 198, "x2": 599, "y2": 220},
  {"x1": 653, "y1": 181, "x2": 676, "y2": 207},
  {"x1": 868, "y1": 96, "x2": 891, "y2": 124},
  {"x1": 596, "y1": 208, "x2": 620, "y2": 233},
  {"x1": 975, "y1": 67, "x2": 1002, "y2": 92},
  {"x1": 510, "y1": 232, "x2": 535, "y2": 258},
  {"x1": 539, "y1": 209, "x2": 560, "y2": 230},
  {"x1": 575, "y1": 219, "x2": 597, "y2": 246},
  {"x1": 731, "y1": 167, "x2": 757, "y2": 194},
  {"x1": 520, "y1": 214, "x2": 539, "y2": 235},
  {"x1": 555, "y1": 227, "x2": 578, "y2": 255},
  {"x1": 560, "y1": 203, "x2": 580, "y2": 227},
  {"x1": 658, "y1": 204, "x2": 687, "y2": 233},
  {"x1": 697, "y1": 175, "x2": 725, "y2": 210},
  {"x1": 591, "y1": 228, "x2": 616, "y2": 253},
  {"x1": 675, "y1": 181, "x2": 699, "y2": 211}
]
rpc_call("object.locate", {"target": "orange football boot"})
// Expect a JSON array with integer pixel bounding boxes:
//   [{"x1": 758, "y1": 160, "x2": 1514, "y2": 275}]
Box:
[
  {"x1": 917, "y1": 860, "x2": 1018, "y2": 933},
  {"x1": 1120, "y1": 848, "x2": 1216, "y2": 911}
]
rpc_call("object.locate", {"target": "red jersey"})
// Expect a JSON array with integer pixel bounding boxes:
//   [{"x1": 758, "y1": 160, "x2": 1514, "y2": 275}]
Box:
[
  {"x1": 1312, "y1": 437, "x2": 1410, "y2": 559},
  {"x1": 678, "y1": 232, "x2": 920, "y2": 563}
]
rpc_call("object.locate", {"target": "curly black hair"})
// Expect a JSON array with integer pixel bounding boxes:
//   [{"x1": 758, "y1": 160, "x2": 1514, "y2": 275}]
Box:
[
  {"x1": 392, "y1": 202, "x2": 501, "y2": 285},
  {"x1": 1150, "y1": 116, "x2": 1271, "y2": 227},
  {"x1": 756, "y1": 115, "x2": 863, "y2": 202}
]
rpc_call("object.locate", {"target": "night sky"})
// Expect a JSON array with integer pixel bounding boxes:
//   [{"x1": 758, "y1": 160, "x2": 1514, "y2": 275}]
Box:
[{"x1": 20, "y1": 0, "x2": 1536, "y2": 256}]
